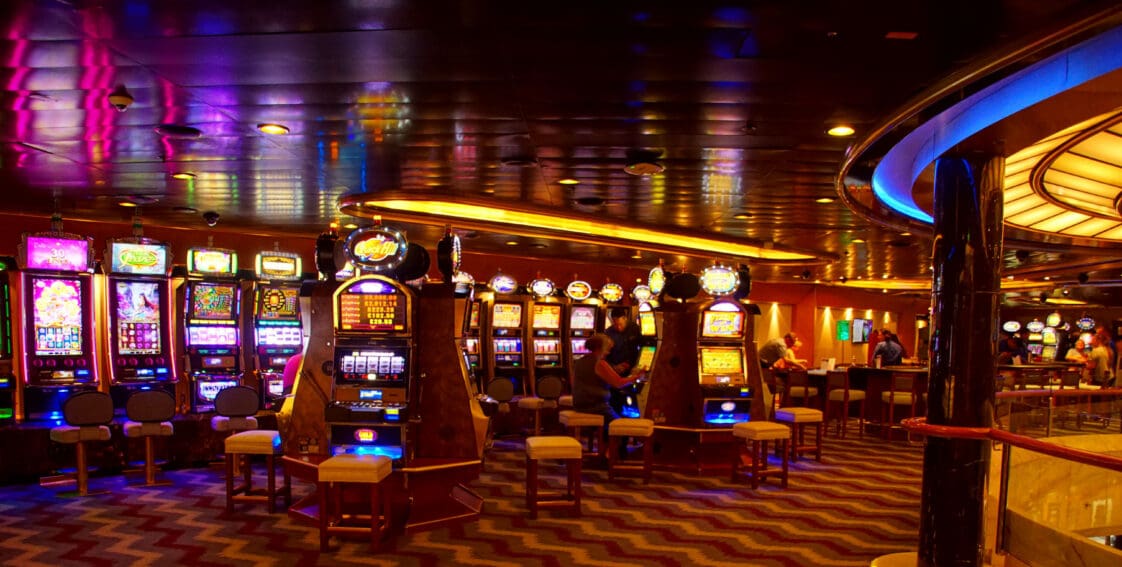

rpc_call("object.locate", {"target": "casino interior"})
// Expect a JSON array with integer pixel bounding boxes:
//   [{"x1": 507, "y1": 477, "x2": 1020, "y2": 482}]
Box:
[{"x1": 3, "y1": 1, "x2": 1122, "y2": 566}]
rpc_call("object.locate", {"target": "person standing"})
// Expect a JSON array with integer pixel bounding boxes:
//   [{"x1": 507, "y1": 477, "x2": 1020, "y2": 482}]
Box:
[
  {"x1": 872, "y1": 331, "x2": 906, "y2": 367},
  {"x1": 1089, "y1": 335, "x2": 1114, "y2": 387},
  {"x1": 604, "y1": 307, "x2": 642, "y2": 414}
]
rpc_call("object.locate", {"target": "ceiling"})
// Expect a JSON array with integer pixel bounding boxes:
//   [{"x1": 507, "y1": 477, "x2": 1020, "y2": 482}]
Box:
[{"x1": 0, "y1": 0, "x2": 1117, "y2": 286}]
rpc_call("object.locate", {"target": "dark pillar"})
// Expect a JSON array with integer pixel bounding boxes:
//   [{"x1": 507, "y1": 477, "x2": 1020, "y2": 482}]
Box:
[{"x1": 919, "y1": 155, "x2": 1004, "y2": 567}]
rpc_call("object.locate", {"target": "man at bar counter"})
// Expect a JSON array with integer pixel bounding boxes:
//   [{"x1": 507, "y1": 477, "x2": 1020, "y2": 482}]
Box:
[
  {"x1": 872, "y1": 331, "x2": 906, "y2": 367},
  {"x1": 1089, "y1": 335, "x2": 1115, "y2": 387},
  {"x1": 758, "y1": 332, "x2": 806, "y2": 371}
]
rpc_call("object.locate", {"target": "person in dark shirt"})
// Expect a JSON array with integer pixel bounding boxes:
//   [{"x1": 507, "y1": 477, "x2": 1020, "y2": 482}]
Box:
[
  {"x1": 872, "y1": 331, "x2": 906, "y2": 366},
  {"x1": 604, "y1": 307, "x2": 642, "y2": 414},
  {"x1": 996, "y1": 332, "x2": 1028, "y2": 364},
  {"x1": 572, "y1": 333, "x2": 645, "y2": 424}
]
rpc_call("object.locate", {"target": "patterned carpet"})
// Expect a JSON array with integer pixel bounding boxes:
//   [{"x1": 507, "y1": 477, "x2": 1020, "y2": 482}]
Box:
[{"x1": 0, "y1": 432, "x2": 922, "y2": 567}]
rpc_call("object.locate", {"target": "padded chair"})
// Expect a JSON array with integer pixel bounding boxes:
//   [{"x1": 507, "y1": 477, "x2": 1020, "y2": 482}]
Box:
[
  {"x1": 123, "y1": 390, "x2": 176, "y2": 486},
  {"x1": 211, "y1": 386, "x2": 260, "y2": 433},
  {"x1": 782, "y1": 369, "x2": 819, "y2": 409},
  {"x1": 824, "y1": 369, "x2": 865, "y2": 438},
  {"x1": 880, "y1": 373, "x2": 923, "y2": 440},
  {"x1": 47, "y1": 391, "x2": 114, "y2": 496},
  {"x1": 1019, "y1": 369, "x2": 1048, "y2": 390}
]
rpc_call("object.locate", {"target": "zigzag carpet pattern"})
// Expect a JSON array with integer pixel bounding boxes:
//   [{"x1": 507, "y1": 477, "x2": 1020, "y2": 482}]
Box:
[{"x1": 0, "y1": 433, "x2": 922, "y2": 566}]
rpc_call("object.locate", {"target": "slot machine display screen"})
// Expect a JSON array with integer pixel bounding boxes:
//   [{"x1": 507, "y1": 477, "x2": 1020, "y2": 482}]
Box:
[
  {"x1": 851, "y1": 319, "x2": 873, "y2": 344},
  {"x1": 701, "y1": 310, "x2": 743, "y2": 338},
  {"x1": 639, "y1": 312, "x2": 656, "y2": 337},
  {"x1": 532, "y1": 304, "x2": 561, "y2": 330},
  {"x1": 636, "y1": 345, "x2": 656, "y2": 371},
  {"x1": 1041, "y1": 345, "x2": 1057, "y2": 360},
  {"x1": 491, "y1": 303, "x2": 522, "y2": 328},
  {"x1": 190, "y1": 283, "x2": 236, "y2": 321},
  {"x1": 31, "y1": 277, "x2": 84, "y2": 356},
  {"x1": 110, "y1": 242, "x2": 168, "y2": 275},
  {"x1": 187, "y1": 325, "x2": 239, "y2": 347},
  {"x1": 1041, "y1": 327, "x2": 1057, "y2": 346},
  {"x1": 335, "y1": 347, "x2": 409, "y2": 385},
  {"x1": 571, "y1": 338, "x2": 590, "y2": 355},
  {"x1": 337, "y1": 279, "x2": 408, "y2": 332},
  {"x1": 570, "y1": 306, "x2": 596, "y2": 331},
  {"x1": 258, "y1": 286, "x2": 299, "y2": 320},
  {"x1": 699, "y1": 347, "x2": 745, "y2": 382},
  {"x1": 468, "y1": 301, "x2": 480, "y2": 329},
  {"x1": 115, "y1": 281, "x2": 161, "y2": 355}
]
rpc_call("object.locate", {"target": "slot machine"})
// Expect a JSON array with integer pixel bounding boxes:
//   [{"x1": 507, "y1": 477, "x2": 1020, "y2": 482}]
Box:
[
  {"x1": 696, "y1": 264, "x2": 753, "y2": 426},
  {"x1": 104, "y1": 238, "x2": 176, "y2": 412},
  {"x1": 483, "y1": 272, "x2": 529, "y2": 400},
  {"x1": 461, "y1": 292, "x2": 483, "y2": 389},
  {"x1": 0, "y1": 258, "x2": 15, "y2": 422},
  {"x1": 628, "y1": 299, "x2": 659, "y2": 418},
  {"x1": 16, "y1": 231, "x2": 100, "y2": 422},
  {"x1": 182, "y1": 247, "x2": 242, "y2": 413},
  {"x1": 1025, "y1": 319, "x2": 1045, "y2": 359},
  {"x1": 564, "y1": 279, "x2": 601, "y2": 373},
  {"x1": 250, "y1": 251, "x2": 304, "y2": 410},
  {"x1": 528, "y1": 277, "x2": 566, "y2": 393},
  {"x1": 324, "y1": 275, "x2": 413, "y2": 460},
  {"x1": 1040, "y1": 311, "x2": 1062, "y2": 361}
]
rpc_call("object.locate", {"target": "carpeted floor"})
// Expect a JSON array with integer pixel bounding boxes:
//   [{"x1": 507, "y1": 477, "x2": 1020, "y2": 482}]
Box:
[{"x1": 0, "y1": 432, "x2": 922, "y2": 566}]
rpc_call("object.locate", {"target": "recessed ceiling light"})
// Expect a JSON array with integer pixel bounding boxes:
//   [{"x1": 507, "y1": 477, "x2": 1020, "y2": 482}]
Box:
[
  {"x1": 343, "y1": 223, "x2": 358, "y2": 229},
  {"x1": 529, "y1": 243, "x2": 548, "y2": 249},
  {"x1": 558, "y1": 178, "x2": 580, "y2": 185},
  {"x1": 504, "y1": 240, "x2": 519, "y2": 246},
  {"x1": 631, "y1": 250, "x2": 643, "y2": 259},
  {"x1": 733, "y1": 213, "x2": 751, "y2": 219},
  {"x1": 827, "y1": 125, "x2": 855, "y2": 137},
  {"x1": 257, "y1": 123, "x2": 290, "y2": 135},
  {"x1": 118, "y1": 201, "x2": 137, "y2": 207},
  {"x1": 815, "y1": 197, "x2": 834, "y2": 204},
  {"x1": 1043, "y1": 276, "x2": 1051, "y2": 281},
  {"x1": 171, "y1": 172, "x2": 196, "y2": 180},
  {"x1": 173, "y1": 206, "x2": 198, "y2": 214},
  {"x1": 481, "y1": 188, "x2": 495, "y2": 194},
  {"x1": 901, "y1": 231, "x2": 912, "y2": 236},
  {"x1": 1006, "y1": 275, "x2": 1014, "y2": 280},
  {"x1": 851, "y1": 238, "x2": 866, "y2": 244}
]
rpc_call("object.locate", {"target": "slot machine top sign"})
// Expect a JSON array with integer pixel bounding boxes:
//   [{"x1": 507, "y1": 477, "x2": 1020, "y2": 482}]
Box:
[
  {"x1": 529, "y1": 278, "x2": 555, "y2": 298},
  {"x1": 700, "y1": 264, "x2": 738, "y2": 296},
  {"x1": 256, "y1": 251, "x2": 302, "y2": 280},
  {"x1": 108, "y1": 241, "x2": 170, "y2": 276},
  {"x1": 489, "y1": 273, "x2": 518, "y2": 294},
  {"x1": 1077, "y1": 317, "x2": 1095, "y2": 331},
  {"x1": 600, "y1": 283, "x2": 624, "y2": 303},
  {"x1": 1002, "y1": 321, "x2": 1022, "y2": 333},
  {"x1": 648, "y1": 266, "x2": 666, "y2": 295},
  {"x1": 1026, "y1": 320, "x2": 1045, "y2": 333},
  {"x1": 19, "y1": 234, "x2": 94, "y2": 272},
  {"x1": 565, "y1": 280, "x2": 593, "y2": 301},
  {"x1": 187, "y1": 247, "x2": 238, "y2": 276},
  {"x1": 345, "y1": 226, "x2": 408, "y2": 273}
]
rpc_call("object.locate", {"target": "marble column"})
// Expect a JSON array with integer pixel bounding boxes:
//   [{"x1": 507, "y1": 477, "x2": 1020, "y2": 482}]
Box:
[{"x1": 918, "y1": 155, "x2": 1004, "y2": 567}]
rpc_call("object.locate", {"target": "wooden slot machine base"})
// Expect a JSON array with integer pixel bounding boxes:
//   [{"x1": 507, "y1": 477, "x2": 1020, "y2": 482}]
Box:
[
  {"x1": 650, "y1": 425, "x2": 737, "y2": 476},
  {"x1": 282, "y1": 455, "x2": 484, "y2": 535}
]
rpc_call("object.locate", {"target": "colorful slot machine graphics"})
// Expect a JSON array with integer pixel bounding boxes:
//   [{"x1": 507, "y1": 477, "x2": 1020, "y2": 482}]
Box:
[
  {"x1": 26, "y1": 237, "x2": 89, "y2": 272},
  {"x1": 700, "y1": 265, "x2": 738, "y2": 296},
  {"x1": 600, "y1": 283, "x2": 624, "y2": 303},
  {"x1": 116, "y1": 281, "x2": 160, "y2": 355},
  {"x1": 32, "y1": 278, "x2": 83, "y2": 355}
]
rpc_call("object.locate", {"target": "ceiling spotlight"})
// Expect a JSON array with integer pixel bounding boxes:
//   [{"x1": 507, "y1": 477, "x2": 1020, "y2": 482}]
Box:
[
  {"x1": 504, "y1": 240, "x2": 519, "y2": 246},
  {"x1": 815, "y1": 197, "x2": 834, "y2": 204},
  {"x1": 1043, "y1": 276, "x2": 1051, "y2": 281},
  {"x1": 623, "y1": 160, "x2": 665, "y2": 176},
  {"x1": 839, "y1": 276, "x2": 848, "y2": 283},
  {"x1": 851, "y1": 238, "x2": 866, "y2": 244},
  {"x1": 171, "y1": 172, "x2": 196, "y2": 180},
  {"x1": 1062, "y1": 288, "x2": 1070, "y2": 296},
  {"x1": 558, "y1": 178, "x2": 580, "y2": 185},
  {"x1": 107, "y1": 84, "x2": 134, "y2": 112},
  {"x1": 733, "y1": 213, "x2": 751, "y2": 219},
  {"x1": 117, "y1": 201, "x2": 137, "y2": 208},
  {"x1": 257, "y1": 123, "x2": 290, "y2": 135},
  {"x1": 827, "y1": 125, "x2": 855, "y2": 137},
  {"x1": 343, "y1": 223, "x2": 358, "y2": 229},
  {"x1": 631, "y1": 250, "x2": 643, "y2": 259}
]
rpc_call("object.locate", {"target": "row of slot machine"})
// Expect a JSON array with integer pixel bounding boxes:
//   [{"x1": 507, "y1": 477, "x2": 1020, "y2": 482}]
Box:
[
  {"x1": 1001, "y1": 313, "x2": 1112, "y2": 361},
  {"x1": 0, "y1": 226, "x2": 308, "y2": 424}
]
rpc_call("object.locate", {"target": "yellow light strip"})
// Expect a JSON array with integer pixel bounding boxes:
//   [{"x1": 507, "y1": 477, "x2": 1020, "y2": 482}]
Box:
[
  {"x1": 827, "y1": 279, "x2": 1045, "y2": 292},
  {"x1": 346, "y1": 197, "x2": 819, "y2": 261}
]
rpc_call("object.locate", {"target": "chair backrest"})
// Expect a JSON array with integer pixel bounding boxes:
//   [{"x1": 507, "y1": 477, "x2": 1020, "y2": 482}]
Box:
[
  {"x1": 1021, "y1": 369, "x2": 1047, "y2": 389},
  {"x1": 63, "y1": 391, "x2": 114, "y2": 427},
  {"x1": 213, "y1": 386, "x2": 260, "y2": 417},
  {"x1": 891, "y1": 373, "x2": 915, "y2": 393},
  {"x1": 1059, "y1": 370, "x2": 1082, "y2": 387},
  {"x1": 536, "y1": 375, "x2": 565, "y2": 400},
  {"x1": 125, "y1": 390, "x2": 176, "y2": 423},
  {"x1": 786, "y1": 369, "x2": 810, "y2": 388},
  {"x1": 825, "y1": 370, "x2": 849, "y2": 391},
  {"x1": 485, "y1": 377, "x2": 515, "y2": 403}
]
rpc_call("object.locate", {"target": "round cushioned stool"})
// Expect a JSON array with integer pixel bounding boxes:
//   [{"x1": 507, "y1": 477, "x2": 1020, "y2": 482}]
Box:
[
  {"x1": 123, "y1": 390, "x2": 176, "y2": 486},
  {"x1": 318, "y1": 454, "x2": 393, "y2": 551},
  {"x1": 607, "y1": 418, "x2": 655, "y2": 483},
  {"x1": 224, "y1": 430, "x2": 291, "y2": 514},
  {"x1": 558, "y1": 410, "x2": 606, "y2": 460},
  {"x1": 525, "y1": 436, "x2": 583, "y2": 519},
  {"x1": 774, "y1": 407, "x2": 823, "y2": 462},
  {"x1": 731, "y1": 421, "x2": 791, "y2": 489},
  {"x1": 870, "y1": 552, "x2": 917, "y2": 566}
]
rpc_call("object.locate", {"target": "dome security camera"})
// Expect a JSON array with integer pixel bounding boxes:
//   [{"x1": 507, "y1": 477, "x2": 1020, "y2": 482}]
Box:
[
  {"x1": 202, "y1": 211, "x2": 220, "y2": 227},
  {"x1": 108, "y1": 84, "x2": 134, "y2": 112}
]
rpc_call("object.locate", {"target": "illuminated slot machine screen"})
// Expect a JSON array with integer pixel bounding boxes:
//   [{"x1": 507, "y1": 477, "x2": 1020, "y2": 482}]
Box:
[
  {"x1": 1026, "y1": 343, "x2": 1044, "y2": 356},
  {"x1": 639, "y1": 311, "x2": 656, "y2": 337},
  {"x1": 532, "y1": 304, "x2": 561, "y2": 330},
  {"x1": 468, "y1": 302, "x2": 480, "y2": 329},
  {"x1": 1041, "y1": 345, "x2": 1057, "y2": 360},
  {"x1": 492, "y1": 303, "x2": 523, "y2": 329},
  {"x1": 337, "y1": 279, "x2": 408, "y2": 332},
  {"x1": 636, "y1": 345, "x2": 656, "y2": 371},
  {"x1": 1041, "y1": 327, "x2": 1057, "y2": 346},
  {"x1": 570, "y1": 306, "x2": 596, "y2": 332},
  {"x1": 258, "y1": 286, "x2": 299, "y2": 320},
  {"x1": 571, "y1": 338, "x2": 590, "y2": 355},
  {"x1": 190, "y1": 282, "x2": 236, "y2": 322},
  {"x1": 31, "y1": 277, "x2": 84, "y2": 356},
  {"x1": 464, "y1": 338, "x2": 479, "y2": 354},
  {"x1": 1027, "y1": 332, "x2": 1043, "y2": 343},
  {"x1": 188, "y1": 325, "x2": 239, "y2": 347},
  {"x1": 335, "y1": 347, "x2": 409, "y2": 386},
  {"x1": 700, "y1": 309, "x2": 744, "y2": 339},
  {"x1": 699, "y1": 347, "x2": 746, "y2": 384},
  {"x1": 115, "y1": 281, "x2": 161, "y2": 355}
]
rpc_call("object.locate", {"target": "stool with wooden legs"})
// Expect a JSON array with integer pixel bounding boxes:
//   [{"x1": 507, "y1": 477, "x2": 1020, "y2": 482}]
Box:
[
  {"x1": 318, "y1": 454, "x2": 393, "y2": 551},
  {"x1": 607, "y1": 418, "x2": 655, "y2": 483},
  {"x1": 123, "y1": 390, "x2": 176, "y2": 486},
  {"x1": 525, "y1": 436, "x2": 583, "y2": 518},
  {"x1": 558, "y1": 410, "x2": 606, "y2": 461},
  {"x1": 45, "y1": 391, "x2": 115, "y2": 496},
  {"x1": 224, "y1": 429, "x2": 291, "y2": 513},
  {"x1": 825, "y1": 369, "x2": 865, "y2": 438},
  {"x1": 774, "y1": 407, "x2": 823, "y2": 462},
  {"x1": 731, "y1": 421, "x2": 791, "y2": 489}
]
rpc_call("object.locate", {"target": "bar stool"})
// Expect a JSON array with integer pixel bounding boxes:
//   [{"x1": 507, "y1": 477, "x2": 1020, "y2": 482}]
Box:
[
  {"x1": 870, "y1": 552, "x2": 918, "y2": 566},
  {"x1": 731, "y1": 421, "x2": 790, "y2": 489},
  {"x1": 516, "y1": 375, "x2": 566, "y2": 436},
  {"x1": 46, "y1": 391, "x2": 114, "y2": 496},
  {"x1": 607, "y1": 417, "x2": 655, "y2": 483},
  {"x1": 825, "y1": 369, "x2": 865, "y2": 438},
  {"x1": 318, "y1": 454, "x2": 393, "y2": 551},
  {"x1": 558, "y1": 395, "x2": 573, "y2": 408},
  {"x1": 224, "y1": 429, "x2": 291, "y2": 514},
  {"x1": 558, "y1": 410, "x2": 606, "y2": 460},
  {"x1": 524, "y1": 436, "x2": 583, "y2": 519},
  {"x1": 123, "y1": 390, "x2": 176, "y2": 486},
  {"x1": 881, "y1": 373, "x2": 922, "y2": 440},
  {"x1": 782, "y1": 369, "x2": 820, "y2": 408},
  {"x1": 774, "y1": 407, "x2": 823, "y2": 462}
]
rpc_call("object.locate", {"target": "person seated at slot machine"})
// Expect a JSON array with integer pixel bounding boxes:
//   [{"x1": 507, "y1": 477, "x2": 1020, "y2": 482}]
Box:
[
  {"x1": 872, "y1": 331, "x2": 906, "y2": 367},
  {"x1": 573, "y1": 333, "x2": 646, "y2": 426}
]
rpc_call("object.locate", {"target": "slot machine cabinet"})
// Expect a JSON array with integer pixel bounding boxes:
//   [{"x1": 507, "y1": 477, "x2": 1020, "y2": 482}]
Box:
[
  {"x1": 1025, "y1": 319, "x2": 1045, "y2": 360},
  {"x1": 250, "y1": 251, "x2": 305, "y2": 411},
  {"x1": 563, "y1": 279, "x2": 602, "y2": 386},
  {"x1": 481, "y1": 273, "x2": 530, "y2": 402},
  {"x1": 630, "y1": 301, "x2": 660, "y2": 418},
  {"x1": 16, "y1": 232, "x2": 100, "y2": 422},
  {"x1": 104, "y1": 239, "x2": 177, "y2": 413},
  {"x1": 696, "y1": 300, "x2": 757, "y2": 426},
  {"x1": 460, "y1": 293, "x2": 484, "y2": 391},
  {"x1": 0, "y1": 259, "x2": 15, "y2": 423},
  {"x1": 181, "y1": 247, "x2": 243, "y2": 413},
  {"x1": 325, "y1": 276, "x2": 414, "y2": 462},
  {"x1": 528, "y1": 277, "x2": 566, "y2": 396}
]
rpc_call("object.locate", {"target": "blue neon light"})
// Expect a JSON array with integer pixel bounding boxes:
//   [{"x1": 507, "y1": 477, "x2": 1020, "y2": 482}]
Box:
[{"x1": 872, "y1": 25, "x2": 1122, "y2": 222}]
